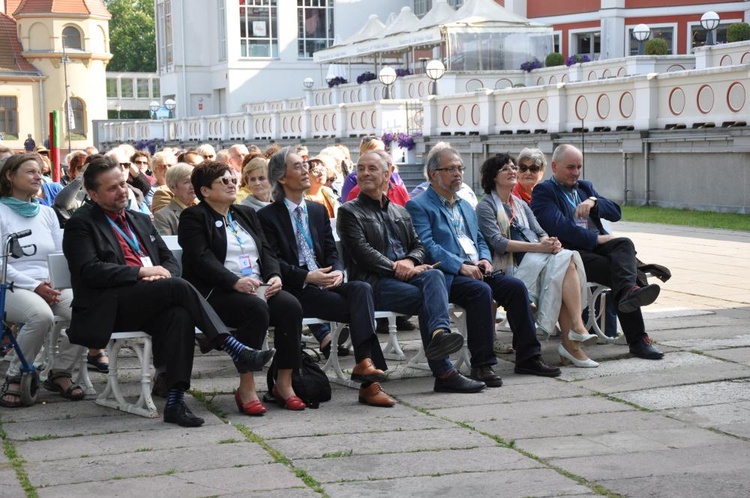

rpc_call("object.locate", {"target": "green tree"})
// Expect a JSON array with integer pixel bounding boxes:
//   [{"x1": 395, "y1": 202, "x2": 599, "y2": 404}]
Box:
[{"x1": 104, "y1": 0, "x2": 156, "y2": 72}]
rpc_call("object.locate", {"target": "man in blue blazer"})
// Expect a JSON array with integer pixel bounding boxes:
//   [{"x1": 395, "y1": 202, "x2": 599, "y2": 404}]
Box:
[
  {"x1": 406, "y1": 147, "x2": 560, "y2": 389},
  {"x1": 531, "y1": 144, "x2": 663, "y2": 359},
  {"x1": 258, "y1": 147, "x2": 395, "y2": 407}
]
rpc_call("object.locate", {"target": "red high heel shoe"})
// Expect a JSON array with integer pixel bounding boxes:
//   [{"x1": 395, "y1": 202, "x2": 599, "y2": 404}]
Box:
[
  {"x1": 271, "y1": 385, "x2": 305, "y2": 411},
  {"x1": 234, "y1": 391, "x2": 267, "y2": 416}
]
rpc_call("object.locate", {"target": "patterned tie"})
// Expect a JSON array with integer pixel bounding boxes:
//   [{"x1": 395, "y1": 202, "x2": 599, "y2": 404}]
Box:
[{"x1": 294, "y1": 206, "x2": 318, "y2": 270}]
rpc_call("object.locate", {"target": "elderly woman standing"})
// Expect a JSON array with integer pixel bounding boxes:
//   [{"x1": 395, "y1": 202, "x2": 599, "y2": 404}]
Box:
[
  {"x1": 237, "y1": 157, "x2": 272, "y2": 210},
  {"x1": 153, "y1": 163, "x2": 196, "y2": 236},
  {"x1": 0, "y1": 154, "x2": 88, "y2": 408},
  {"x1": 179, "y1": 162, "x2": 305, "y2": 414},
  {"x1": 476, "y1": 154, "x2": 598, "y2": 368}
]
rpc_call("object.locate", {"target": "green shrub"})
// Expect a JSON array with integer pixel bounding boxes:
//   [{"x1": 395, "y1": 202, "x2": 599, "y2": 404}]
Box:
[
  {"x1": 644, "y1": 38, "x2": 669, "y2": 55},
  {"x1": 727, "y1": 22, "x2": 750, "y2": 43},
  {"x1": 545, "y1": 52, "x2": 564, "y2": 67}
]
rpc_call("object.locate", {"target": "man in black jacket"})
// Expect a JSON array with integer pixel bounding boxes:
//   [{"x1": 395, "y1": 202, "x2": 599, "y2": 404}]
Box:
[
  {"x1": 63, "y1": 156, "x2": 273, "y2": 427},
  {"x1": 337, "y1": 151, "x2": 486, "y2": 393}
]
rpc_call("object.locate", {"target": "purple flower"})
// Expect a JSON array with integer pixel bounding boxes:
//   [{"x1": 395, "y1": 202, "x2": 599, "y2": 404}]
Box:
[
  {"x1": 381, "y1": 132, "x2": 395, "y2": 146},
  {"x1": 356, "y1": 71, "x2": 377, "y2": 84},
  {"x1": 327, "y1": 76, "x2": 348, "y2": 88},
  {"x1": 520, "y1": 59, "x2": 544, "y2": 72},
  {"x1": 565, "y1": 54, "x2": 591, "y2": 66},
  {"x1": 395, "y1": 68, "x2": 412, "y2": 78}
]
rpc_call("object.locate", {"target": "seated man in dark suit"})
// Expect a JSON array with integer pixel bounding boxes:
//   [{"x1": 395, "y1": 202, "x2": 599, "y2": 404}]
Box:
[
  {"x1": 62, "y1": 156, "x2": 274, "y2": 427},
  {"x1": 531, "y1": 144, "x2": 664, "y2": 359},
  {"x1": 258, "y1": 147, "x2": 394, "y2": 407},
  {"x1": 338, "y1": 151, "x2": 480, "y2": 393},
  {"x1": 406, "y1": 147, "x2": 561, "y2": 382}
]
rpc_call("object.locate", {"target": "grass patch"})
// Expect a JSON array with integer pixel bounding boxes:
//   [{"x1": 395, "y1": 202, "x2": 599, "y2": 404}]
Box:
[
  {"x1": 0, "y1": 425, "x2": 37, "y2": 497},
  {"x1": 322, "y1": 449, "x2": 353, "y2": 458},
  {"x1": 622, "y1": 206, "x2": 750, "y2": 232},
  {"x1": 218, "y1": 438, "x2": 241, "y2": 444},
  {"x1": 26, "y1": 434, "x2": 57, "y2": 442}
]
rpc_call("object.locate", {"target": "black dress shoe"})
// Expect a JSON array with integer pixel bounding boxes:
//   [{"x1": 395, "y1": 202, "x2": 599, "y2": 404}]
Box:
[
  {"x1": 321, "y1": 327, "x2": 351, "y2": 359},
  {"x1": 163, "y1": 401, "x2": 205, "y2": 427},
  {"x1": 469, "y1": 366, "x2": 503, "y2": 388},
  {"x1": 514, "y1": 356, "x2": 561, "y2": 377},
  {"x1": 235, "y1": 347, "x2": 275, "y2": 372},
  {"x1": 434, "y1": 370, "x2": 485, "y2": 393},
  {"x1": 375, "y1": 318, "x2": 389, "y2": 334},
  {"x1": 396, "y1": 316, "x2": 416, "y2": 331},
  {"x1": 629, "y1": 336, "x2": 664, "y2": 360},
  {"x1": 425, "y1": 329, "x2": 464, "y2": 361},
  {"x1": 618, "y1": 284, "x2": 660, "y2": 313},
  {"x1": 151, "y1": 372, "x2": 168, "y2": 399}
]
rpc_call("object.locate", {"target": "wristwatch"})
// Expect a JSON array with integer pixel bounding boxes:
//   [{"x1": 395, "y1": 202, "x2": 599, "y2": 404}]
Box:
[{"x1": 588, "y1": 196, "x2": 598, "y2": 207}]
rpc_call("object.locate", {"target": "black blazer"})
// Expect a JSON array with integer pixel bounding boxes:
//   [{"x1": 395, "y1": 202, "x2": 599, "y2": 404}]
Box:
[
  {"x1": 257, "y1": 199, "x2": 343, "y2": 292},
  {"x1": 178, "y1": 202, "x2": 281, "y2": 296},
  {"x1": 62, "y1": 203, "x2": 179, "y2": 347}
]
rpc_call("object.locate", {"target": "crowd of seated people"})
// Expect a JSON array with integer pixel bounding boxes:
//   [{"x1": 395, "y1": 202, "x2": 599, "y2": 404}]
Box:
[{"x1": 0, "y1": 139, "x2": 669, "y2": 426}]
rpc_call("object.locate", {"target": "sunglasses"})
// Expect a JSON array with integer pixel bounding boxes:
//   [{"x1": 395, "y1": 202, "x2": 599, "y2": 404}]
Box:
[
  {"x1": 217, "y1": 176, "x2": 238, "y2": 186},
  {"x1": 134, "y1": 160, "x2": 149, "y2": 165},
  {"x1": 519, "y1": 164, "x2": 542, "y2": 173}
]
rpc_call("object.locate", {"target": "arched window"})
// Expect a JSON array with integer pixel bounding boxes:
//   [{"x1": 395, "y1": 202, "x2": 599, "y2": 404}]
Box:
[
  {"x1": 66, "y1": 98, "x2": 86, "y2": 137},
  {"x1": 62, "y1": 26, "x2": 82, "y2": 50}
]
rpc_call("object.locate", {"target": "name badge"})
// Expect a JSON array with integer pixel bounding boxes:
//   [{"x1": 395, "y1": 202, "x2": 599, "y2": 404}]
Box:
[
  {"x1": 140, "y1": 256, "x2": 153, "y2": 267},
  {"x1": 239, "y1": 254, "x2": 253, "y2": 276},
  {"x1": 457, "y1": 235, "x2": 479, "y2": 263}
]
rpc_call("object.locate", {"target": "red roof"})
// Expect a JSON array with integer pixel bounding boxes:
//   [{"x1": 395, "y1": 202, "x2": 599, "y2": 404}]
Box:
[
  {"x1": 13, "y1": 0, "x2": 111, "y2": 18},
  {"x1": 0, "y1": 12, "x2": 38, "y2": 73}
]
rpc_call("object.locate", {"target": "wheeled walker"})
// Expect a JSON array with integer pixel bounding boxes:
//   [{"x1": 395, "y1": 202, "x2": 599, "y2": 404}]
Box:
[{"x1": 1, "y1": 229, "x2": 39, "y2": 406}]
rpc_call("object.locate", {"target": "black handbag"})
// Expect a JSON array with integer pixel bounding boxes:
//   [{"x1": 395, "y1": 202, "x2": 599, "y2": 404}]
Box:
[
  {"x1": 509, "y1": 220, "x2": 538, "y2": 265},
  {"x1": 266, "y1": 346, "x2": 331, "y2": 408}
]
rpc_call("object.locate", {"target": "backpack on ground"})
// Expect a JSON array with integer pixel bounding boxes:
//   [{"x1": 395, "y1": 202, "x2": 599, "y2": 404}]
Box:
[{"x1": 266, "y1": 346, "x2": 331, "y2": 408}]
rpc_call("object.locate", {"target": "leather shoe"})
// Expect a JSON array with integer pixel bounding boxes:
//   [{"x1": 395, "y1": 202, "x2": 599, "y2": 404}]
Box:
[
  {"x1": 618, "y1": 284, "x2": 660, "y2": 313},
  {"x1": 514, "y1": 356, "x2": 561, "y2": 377},
  {"x1": 351, "y1": 358, "x2": 386, "y2": 383},
  {"x1": 321, "y1": 327, "x2": 351, "y2": 359},
  {"x1": 469, "y1": 366, "x2": 503, "y2": 388},
  {"x1": 629, "y1": 336, "x2": 664, "y2": 360},
  {"x1": 434, "y1": 370, "x2": 485, "y2": 393},
  {"x1": 375, "y1": 318, "x2": 389, "y2": 334},
  {"x1": 396, "y1": 316, "x2": 416, "y2": 331},
  {"x1": 271, "y1": 386, "x2": 305, "y2": 410},
  {"x1": 358, "y1": 382, "x2": 396, "y2": 407},
  {"x1": 425, "y1": 329, "x2": 464, "y2": 361},
  {"x1": 235, "y1": 391, "x2": 266, "y2": 416},
  {"x1": 235, "y1": 347, "x2": 275, "y2": 372},
  {"x1": 151, "y1": 372, "x2": 168, "y2": 399},
  {"x1": 196, "y1": 334, "x2": 213, "y2": 354},
  {"x1": 163, "y1": 400, "x2": 205, "y2": 427}
]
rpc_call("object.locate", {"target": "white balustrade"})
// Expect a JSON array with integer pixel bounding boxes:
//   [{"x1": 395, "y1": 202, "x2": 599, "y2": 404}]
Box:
[{"x1": 695, "y1": 39, "x2": 750, "y2": 70}]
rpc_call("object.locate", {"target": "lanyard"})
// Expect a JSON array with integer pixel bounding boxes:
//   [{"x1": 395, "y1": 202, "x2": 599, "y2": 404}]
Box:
[
  {"x1": 551, "y1": 177, "x2": 581, "y2": 210},
  {"x1": 226, "y1": 211, "x2": 245, "y2": 252},
  {"x1": 107, "y1": 216, "x2": 144, "y2": 256},
  {"x1": 446, "y1": 200, "x2": 464, "y2": 238}
]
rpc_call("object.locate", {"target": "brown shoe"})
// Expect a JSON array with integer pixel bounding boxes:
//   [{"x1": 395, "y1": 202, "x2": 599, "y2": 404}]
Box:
[
  {"x1": 351, "y1": 358, "x2": 386, "y2": 383},
  {"x1": 358, "y1": 382, "x2": 396, "y2": 407}
]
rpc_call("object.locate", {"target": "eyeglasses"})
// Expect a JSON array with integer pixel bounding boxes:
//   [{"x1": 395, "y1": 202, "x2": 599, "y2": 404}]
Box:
[
  {"x1": 435, "y1": 166, "x2": 465, "y2": 174},
  {"x1": 217, "y1": 176, "x2": 238, "y2": 186},
  {"x1": 310, "y1": 167, "x2": 326, "y2": 175},
  {"x1": 518, "y1": 164, "x2": 542, "y2": 173},
  {"x1": 202, "y1": 154, "x2": 215, "y2": 160},
  {"x1": 134, "y1": 160, "x2": 149, "y2": 165},
  {"x1": 326, "y1": 177, "x2": 336, "y2": 183},
  {"x1": 119, "y1": 162, "x2": 131, "y2": 168}
]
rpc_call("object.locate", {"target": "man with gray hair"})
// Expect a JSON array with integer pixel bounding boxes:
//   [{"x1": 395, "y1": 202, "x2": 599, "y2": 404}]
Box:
[
  {"x1": 228, "y1": 144, "x2": 249, "y2": 174},
  {"x1": 406, "y1": 146, "x2": 561, "y2": 383},
  {"x1": 258, "y1": 147, "x2": 396, "y2": 407}
]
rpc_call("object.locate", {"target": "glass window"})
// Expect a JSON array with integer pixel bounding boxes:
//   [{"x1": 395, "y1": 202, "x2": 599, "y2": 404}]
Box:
[
  {"x1": 448, "y1": 0, "x2": 464, "y2": 8},
  {"x1": 297, "y1": 0, "x2": 334, "y2": 58},
  {"x1": 575, "y1": 31, "x2": 601, "y2": 59},
  {"x1": 628, "y1": 26, "x2": 674, "y2": 55},
  {"x1": 106, "y1": 78, "x2": 118, "y2": 98},
  {"x1": 67, "y1": 98, "x2": 85, "y2": 137},
  {"x1": 218, "y1": 0, "x2": 227, "y2": 61},
  {"x1": 121, "y1": 78, "x2": 134, "y2": 98},
  {"x1": 691, "y1": 23, "x2": 729, "y2": 50},
  {"x1": 62, "y1": 26, "x2": 82, "y2": 50},
  {"x1": 157, "y1": 0, "x2": 173, "y2": 71},
  {"x1": 137, "y1": 79, "x2": 150, "y2": 98},
  {"x1": 153, "y1": 78, "x2": 160, "y2": 98},
  {"x1": 414, "y1": 0, "x2": 432, "y2": 18},
  {"x1": 0, "y1": 96, "x2": 18, "y2": 138},
  {"x1": 240, "y1": 0, "x2": 278, "y2": 58}
]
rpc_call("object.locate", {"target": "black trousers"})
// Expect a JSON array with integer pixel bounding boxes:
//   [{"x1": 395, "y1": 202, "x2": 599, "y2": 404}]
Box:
[
  {"x1": 293, "y1": 281, "x2": 386, "y2": 370},
  {"x1": 207, "y1": 288, "x2": 302, "y2": 371},
  {"x1": 578, "y1": 237, "x2": 646, "y2": 344},
  {"x1": 110, "y1": 277, "x2": 230, "y2": 391}
]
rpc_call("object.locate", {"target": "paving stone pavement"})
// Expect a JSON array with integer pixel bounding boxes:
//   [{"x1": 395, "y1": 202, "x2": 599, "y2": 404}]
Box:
[{"x1": 1, "y1": 221, "x2": 749, "y2": 497}]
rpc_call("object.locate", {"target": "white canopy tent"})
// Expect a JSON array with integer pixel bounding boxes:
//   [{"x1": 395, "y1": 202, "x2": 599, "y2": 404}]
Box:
[{"x1": 314, "y1": 0, "x2": 554, "y2": 72}]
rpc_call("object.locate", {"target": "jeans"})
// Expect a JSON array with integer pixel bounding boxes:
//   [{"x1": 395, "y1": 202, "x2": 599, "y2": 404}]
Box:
[{"x1": 375, "y1": 269, "x2": 454, "y2": 376}]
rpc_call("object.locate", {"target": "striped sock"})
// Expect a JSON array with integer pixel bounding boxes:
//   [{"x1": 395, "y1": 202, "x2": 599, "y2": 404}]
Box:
[
  {"x1": 222, "y1": 336, "x2": 246, "y2": 363},
  {"x1": 166, "y1": 388, "x2": 184, "y2": 407}
]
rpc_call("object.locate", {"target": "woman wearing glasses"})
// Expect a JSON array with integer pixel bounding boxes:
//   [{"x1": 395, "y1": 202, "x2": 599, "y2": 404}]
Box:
[
  {"x1": 513, "y1": 148, "x2": 546, "y2": 204},
  {"x1": 476, "y1": 152, "x2": 598, "y2": 368},
  {"x1": 178, "y1": 161, "x2": 305, "y2": 415}
]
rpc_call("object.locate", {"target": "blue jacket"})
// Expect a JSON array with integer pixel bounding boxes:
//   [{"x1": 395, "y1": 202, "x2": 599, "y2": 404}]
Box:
[
  {"x1": 530, "y1": 179, "x2": 621, "y2": 251},
  {"x1": 406, "y1": 186, "x2": 490, "y2": 288}
]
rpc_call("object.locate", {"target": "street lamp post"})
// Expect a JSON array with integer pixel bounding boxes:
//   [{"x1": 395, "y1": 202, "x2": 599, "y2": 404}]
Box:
[
  {"x1": 303, "y1": 77, "x2": 314, "y2": 89},
  {"x1": 149, "y1": 100, "x2": 160, "y2": 120},
  {"x1": 425, "y1": 59, "x2": 446, "y2": 95},
  {"x1": 632, "y1": 24, "x2": 651, "y2": 55},
  {"x1": 378, "y1": 66, "x2": 397, "y2": 100},
  {"x1": 700, "y1": 11, "x2": 720, "y2": 46},
  {"x1": 164, "y1": 98, "x2": 176, "y2": 119}
]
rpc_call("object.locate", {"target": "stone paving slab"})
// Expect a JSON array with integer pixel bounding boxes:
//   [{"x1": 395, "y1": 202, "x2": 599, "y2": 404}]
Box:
[
  {"x1": 15, "y1": 423, "x2": 243, "y2": 462},
  {"x1": 612, "y1": 379, "x2": 750, "y2": 410},
  {"x1": 706, "y1": 346, "x2": 750, "y2": 365},
  {"x1": 270, "y1": 427, "x2": 495, "y2": 460},
  {"x1": 26, "y1": 441, "x2": 272, "y2": 487},
  {"x1": 0, "y1": 469, "x2": 24, "y2": 495},
  {"x1": 662, "y1": 400, "x2": 750, "y2": 427},
  {"x1": 295, "y1": 446, "x2": 538, "y2": 483},
  {"x1": 515, "y1": 427, "x2": 735, "y2": 459},
  {"x1": 601, "y1": 472, "x2": 750, "y2": 498},
  {"x1": 321, "y1": 468, "x2": 593, "y2": 498},
  {"x1": 660, "y1": 334, "x2": 750, "y2": 351}
]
